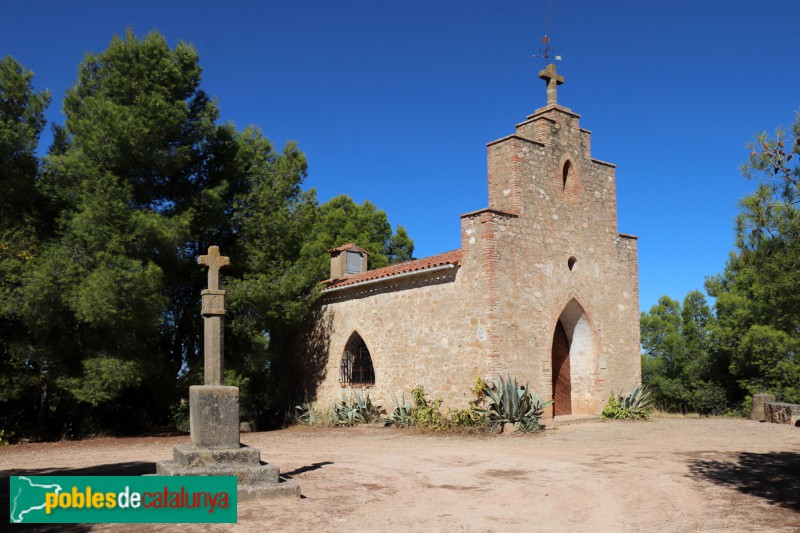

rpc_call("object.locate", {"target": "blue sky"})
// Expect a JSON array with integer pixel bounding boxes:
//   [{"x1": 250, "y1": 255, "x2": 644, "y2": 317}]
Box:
[{"x1": 3, "y1": 1, "x2": 799, "y2": 312}]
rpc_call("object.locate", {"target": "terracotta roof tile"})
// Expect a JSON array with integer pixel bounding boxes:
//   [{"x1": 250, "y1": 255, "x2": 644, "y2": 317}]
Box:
[
  {"x1": 322, "y1": 249, "x2": 462, "y2": 290},
  {"x1": 326, "y1": 243, "x2": 371, "y2": 254}
]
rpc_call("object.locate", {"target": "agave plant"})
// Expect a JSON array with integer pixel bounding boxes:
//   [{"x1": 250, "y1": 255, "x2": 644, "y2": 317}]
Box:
[
  {"x1": 331, "y1": 390, "x2": 382, "y2": 426},
  {"x1": 352, "y1": 390, "x2": 382, "y2": 423},
  {"x1": 619, "y1": 385, "x2": 652, "y2": 412},
  {"x1": 331, "y1": 393, "x2": 363, "y2": 426},
  {"x1": 601, "y1": 385, "x2": 653, "y2": 420},
  {"x1": 384, "y1": 392, "x2": 414, "y2": 427},
  {"x1": 294, "y1": 402, "x2": 318, "y2": 425},
  {"x1": 475, "y1": 374, "x2": 552, "y2": 431}
]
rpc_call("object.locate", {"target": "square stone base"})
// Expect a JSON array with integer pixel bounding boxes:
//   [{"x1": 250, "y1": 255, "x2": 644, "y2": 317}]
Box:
[{"x1": 156, "y1": 444, "x2": 299, "y2": 501}]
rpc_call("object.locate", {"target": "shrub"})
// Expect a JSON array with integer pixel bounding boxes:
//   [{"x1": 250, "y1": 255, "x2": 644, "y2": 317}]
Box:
[
  {"x1": 449, "y1": 408, "x2": 485, "y2": 428},
  {"x1": 449, "y1": 377, "x2": 489, "y2": 428},
  {"x1": 410, "y1": 385, "x2": 448, "y2": 430},
  {"x1": 601, "y1": 385, "x2": 653, "y2": 420},
  {"x1": 294, "y1": 402, "x2": 321, "y2": 425},
  {"x1": 384, "y1": 377, "x2": 549, "y2": 433},
  {"x1": 384, "y1": 392, "x2": 414, "y2": 427},
  {"x1": 331, "y1": 397, "x2": 360, "y2": 426},
  {"x1": 386, "y1": 380, "x2": 488, "y2": 430},
  {"x1": 475, "y1": 374, "x2": 551, "y2": 432},
  {"x1": 331, "y1": 390, "x2": 382, "y2": 426},
  {"x1": 170, "y1": 400, "x2": 190, "y2": 433}
]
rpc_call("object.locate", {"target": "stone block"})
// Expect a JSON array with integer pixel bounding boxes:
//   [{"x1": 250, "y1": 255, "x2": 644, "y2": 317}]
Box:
[
  {"x1": 156, "y1": 460, "x2": 280, "y2": 484},
  {"x1": 154, "y1": 460, "x2": 299, "y2": 501},
  {"x1": 190, "y1": 385, "x2": 239, "y2": 448},
  {"x1": 201, "y1": 289, "x2": 227, "y2": 316},
  {"x1": 156, "y1": 441, "x2": 298, "y2": 501},
  {"x1": 749, "y1": 393, "x2": 776, "y2": 421},
  {"x1": 238, "y1": 481, "x2": 301, "y2": 501},
  {"x1": 172, "y1": 443, "x2": 260, "y2": 467},
  {"x1": 764, "y1": 402, "x2": 800, "y2": 425}
]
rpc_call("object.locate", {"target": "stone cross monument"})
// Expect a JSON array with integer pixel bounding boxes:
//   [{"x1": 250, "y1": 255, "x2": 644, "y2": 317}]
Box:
[
  {"x1": 198, "y1": 246, "x2": 230, "y2": 385},
  {"x1": 156, "y1": 246, "x2": 299, "y2": 500}
]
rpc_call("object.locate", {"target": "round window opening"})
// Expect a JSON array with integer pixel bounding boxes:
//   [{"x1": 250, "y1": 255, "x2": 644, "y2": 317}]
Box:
[{"x1": 568, "y1": 256, "x2": 577, "y2": 271}]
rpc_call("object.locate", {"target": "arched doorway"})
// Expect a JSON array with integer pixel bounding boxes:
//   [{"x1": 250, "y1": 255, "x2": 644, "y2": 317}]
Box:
[
  {"x1": 551, "y1": 299, "x2": 598, "y2": 416},
  {"x1": 551, "y1": 320, "x2": 571, "y2": 415}
]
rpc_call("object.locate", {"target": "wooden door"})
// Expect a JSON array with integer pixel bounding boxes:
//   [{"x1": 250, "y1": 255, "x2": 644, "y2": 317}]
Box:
[{"x1": 552, "y1": 320, "x2": 572, "y2": 416}]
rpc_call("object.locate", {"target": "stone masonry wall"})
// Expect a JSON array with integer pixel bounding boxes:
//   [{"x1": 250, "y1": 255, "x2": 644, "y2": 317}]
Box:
[
  {"x1": 312, "y1": 265, "x2": 490, "y2": 410},
  {"x1": 478, "y1": 104, "x2": 640, "y2": 416}
]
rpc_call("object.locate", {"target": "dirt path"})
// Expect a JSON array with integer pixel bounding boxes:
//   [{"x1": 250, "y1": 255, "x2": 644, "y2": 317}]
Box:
[{"x1": 3, "y1": 418, "x2": 799, "y2": 532}]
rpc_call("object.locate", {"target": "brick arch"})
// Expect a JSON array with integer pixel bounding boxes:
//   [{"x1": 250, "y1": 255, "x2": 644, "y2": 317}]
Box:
[
  {"x1": 549, "y1": 295, "x2": 601, "y2": 416},
  {"x1": 339, "y1": 330, "x2": 376, "y2": 387},
  {"x1": 558, "y1": 153, "x2": 583, "y2": 204}
]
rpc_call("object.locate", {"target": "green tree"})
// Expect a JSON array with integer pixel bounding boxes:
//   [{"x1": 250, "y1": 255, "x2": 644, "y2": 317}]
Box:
[
  {"x1": 642, "y1": 114, "x2": 800, "y2": 413},
  {"x1": 0, "y1": 56, "x2": 51, "y2": 436},
  {"x1": 222, "y1": 129, "x2": 318, "y2": 428},
  {"x1": 386, "y1": 226, "x2": 415, "y2": 264},
  {"x1": 13, "y1": 30, "x2": 249, "y2": 436},
  {"x1": 299, "y1": 194, "x2": 415, "y2": 283},
  {"x1": 641, "y1": 292, "x2": 727, "y2": 413},
  {"x1": 228, "y1": 129, "x2": 317, "y2": 337},
  {"x1": 0, "y1": 31, "x2": 416, "y2": 439},
  {"x1": 705, "y1": 113, "x2": 800, "y2": 404},
  {"x1": 0, "y1": 56, "x2": 50, "y2": 229}
]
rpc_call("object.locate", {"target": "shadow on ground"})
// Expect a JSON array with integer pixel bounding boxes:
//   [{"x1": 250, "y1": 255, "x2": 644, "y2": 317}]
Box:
[
  {"x1": 281, "y1": 461, "x2": 333, "y2": 479},
  {"x1": 3, "y1": 461, "x2": 156, "y2": 532},
  {"x1": 688, "y1": 452, "x2": 800, "y2": 511}
]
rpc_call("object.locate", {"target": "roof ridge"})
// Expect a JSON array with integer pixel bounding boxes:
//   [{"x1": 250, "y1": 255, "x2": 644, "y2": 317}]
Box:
[{"x1": 322, "y1": 248, "x2": 462, "y2": 290}]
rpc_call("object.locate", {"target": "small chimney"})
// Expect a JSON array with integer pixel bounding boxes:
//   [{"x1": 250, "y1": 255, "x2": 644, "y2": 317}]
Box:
[{"x1": 327, "y1": 243, "x2": 370, "y2": 279}]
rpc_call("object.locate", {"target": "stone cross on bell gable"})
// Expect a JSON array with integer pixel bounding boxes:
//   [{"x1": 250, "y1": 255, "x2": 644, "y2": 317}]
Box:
[
  {"x1": 538, "y1": 63, "x2": 564, "y2": 106},
  {"x1": 198, "y1": 246, "x2": 230, "y2": 385}
]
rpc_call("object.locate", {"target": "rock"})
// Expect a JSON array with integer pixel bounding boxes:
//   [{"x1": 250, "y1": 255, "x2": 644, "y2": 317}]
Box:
[{"x1": 764, "y1": 402, "x2": 800, "y2": 424}]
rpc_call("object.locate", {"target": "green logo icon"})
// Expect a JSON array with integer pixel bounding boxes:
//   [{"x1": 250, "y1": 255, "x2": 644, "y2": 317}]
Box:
[{"x1": 10, "y1": 477, "x2": 64, "y2": 523}]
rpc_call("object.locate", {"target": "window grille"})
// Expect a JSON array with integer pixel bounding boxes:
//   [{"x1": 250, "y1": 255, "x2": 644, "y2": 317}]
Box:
[{"x1": 340, "y1": 334, "x2": 375, "y2": 386}]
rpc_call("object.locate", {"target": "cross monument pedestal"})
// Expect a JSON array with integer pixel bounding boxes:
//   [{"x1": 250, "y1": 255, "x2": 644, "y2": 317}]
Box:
[{"x1": 156, "y1": 246, "x2": 299, "y2": 500}]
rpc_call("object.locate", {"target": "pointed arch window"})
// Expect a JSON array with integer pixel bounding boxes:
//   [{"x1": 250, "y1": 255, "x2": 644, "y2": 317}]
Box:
[
  {"x1": 340, "y1": 332, "x2": 375, "y2": 387},
  {"x1": 562, "y1": 160, "x2": 572, "y2": 191}
]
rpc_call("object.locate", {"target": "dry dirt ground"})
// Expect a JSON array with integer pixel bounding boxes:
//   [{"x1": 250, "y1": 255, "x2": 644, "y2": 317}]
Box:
[{"x1": 2, "y1": 418, "x2": 799, "y2": 532}]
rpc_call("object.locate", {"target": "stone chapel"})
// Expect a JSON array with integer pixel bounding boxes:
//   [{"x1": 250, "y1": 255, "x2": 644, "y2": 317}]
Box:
[{"x1": 299, "y1": 64, "x2": 640, "y2": 417}]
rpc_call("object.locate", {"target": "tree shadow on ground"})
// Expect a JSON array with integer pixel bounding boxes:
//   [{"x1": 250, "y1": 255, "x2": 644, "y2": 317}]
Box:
[
  {"x1": 688, "y1": 452, "x2": 800, "y2": 511},
  {"x1": 2, "y1": 461, "x2": 156, "y2": 532},
  {"x1": 281, "y1": 461, "x2": 334, "y2": 479}
]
